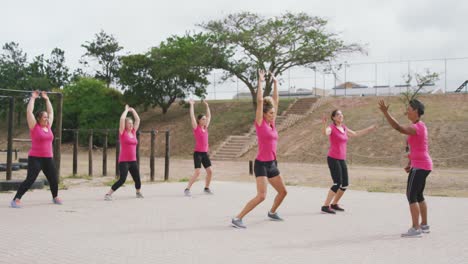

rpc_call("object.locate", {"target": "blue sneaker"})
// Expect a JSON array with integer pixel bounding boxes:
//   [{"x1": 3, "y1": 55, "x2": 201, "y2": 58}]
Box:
[
  {"x1": 268, "y1": 211, "x2": 284, "y2": 221},
  {"x1": 231, "y1": 218, "x2": 246, "y2": 228},
  {"x1": 10, "y1": 199, "x2": 21, "y2": 208}
]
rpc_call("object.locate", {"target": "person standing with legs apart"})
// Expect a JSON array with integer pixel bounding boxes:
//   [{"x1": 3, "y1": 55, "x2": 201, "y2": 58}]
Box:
[
  {"x1": 105, "y1": 105, "x2": 143, "y2": 200},
  {"x1": 11, "y1": 91, "x2": 62, "y2": 208},
  {"x1": 378, "y1": 99, "x2": 432, "y2": 237},
  {"x1": 184, "y1": 99, "x2": 213, "y2": 197},
  {"x1": 321, "y1": 110, "x2": 376, "y2": 214},
  {"x1": 231, "y1": 70, "x2": 287, "y2": 229}
]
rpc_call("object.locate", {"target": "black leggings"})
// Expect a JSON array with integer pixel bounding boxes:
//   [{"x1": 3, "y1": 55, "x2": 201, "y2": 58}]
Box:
[
  {"x1": 327, "y1": 156, "x2": 349, "y2": 193},
  {"x1": 406, "y1": 168, "x2": 431, "y2": 204},
  {"x1": 112, "y1": 161, "x2": 141, "y2": 191},
  {"x1": 14, "y1": 156, "x2": 58, "y2": 200}
]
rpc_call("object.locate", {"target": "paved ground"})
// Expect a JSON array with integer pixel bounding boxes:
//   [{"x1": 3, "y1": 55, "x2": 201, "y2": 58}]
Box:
[{"x1": 0, "y1": 181, "x2": 467, "y2": 264}]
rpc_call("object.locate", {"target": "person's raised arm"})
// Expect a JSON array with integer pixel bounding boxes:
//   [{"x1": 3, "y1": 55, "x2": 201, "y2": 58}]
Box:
[
  {"x1": 322, "y1": 114, "x2": 331, "y2": 136},
  {"x1": 378, "y1": 100, "x2": 416, "y2": 135},
  {"x1": 41, "y1": 91, "x2": 54, "y2": 127},
  {"x1": 129, "y1": 107, "x2": 140, "y2": 131},
  {"x1": 270, "y1": 72, "x2": 279, "y2": 118},
  {"x1": 203, "y1": 100, "x2": 211, "y2": 128},
  {"x1": 255, "y1": 69, "x2": 266, "y2": 126},
  {"x1": 347, "y1": 124, "x2": 377, "y2": 137},
  {"x1": 189, "y1": 99, "x2": 197, "y2": 129},
  {"x1": 26, "y1": 90, "x2": 40, "y2": 130},
  {"x1": 119, "y1": 105, "x2": 129, "y2": 134}
]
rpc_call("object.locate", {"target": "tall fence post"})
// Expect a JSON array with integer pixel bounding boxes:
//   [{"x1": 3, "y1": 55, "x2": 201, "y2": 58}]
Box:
[
  {"x1": 150, "y1": 129, "x2": 156, "y2": 182},
  {"x1": 103, "y1": 129, "x2": 108, "y2": 176},
  {"x1": 249, "y1": 160, "x2": 253, "y2": 175},
  {"x1": 88, "y1": 129, "x2": 93, "y2": 176},
  {"x1": 164, "y1": 130, "x2": 170, "y2": 181},
  {"x1": 115, "y1": 130, "x2": 120, "y2": 178},
  {"x1": 54, "y1": 93, "x2": 63, "y2": 179},
  {"x1": 6, "y1": 96, "x2": 14, "y2": 180},
  {"x1": 73, "y1": 130, "x2": 78, "y2": 176}
]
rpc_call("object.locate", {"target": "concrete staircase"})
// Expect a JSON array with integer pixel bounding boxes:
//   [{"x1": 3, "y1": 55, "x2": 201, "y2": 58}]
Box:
[{"x1": 211, "y1": 97, "x2": 327, "y2": 160}]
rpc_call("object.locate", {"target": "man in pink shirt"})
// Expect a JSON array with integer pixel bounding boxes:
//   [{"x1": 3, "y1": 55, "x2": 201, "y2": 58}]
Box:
[{"x1": 379, "y1": 99, "x2": 432, "y2": 237}]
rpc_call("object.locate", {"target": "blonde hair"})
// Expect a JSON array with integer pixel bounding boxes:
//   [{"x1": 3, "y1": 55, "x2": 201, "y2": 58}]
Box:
[
  {"x1": 263, "y1": 96, "x2": 275, "y2": 113},
  {"x1": 125, "y1": 117, "x2": 133, "y2": 125}
]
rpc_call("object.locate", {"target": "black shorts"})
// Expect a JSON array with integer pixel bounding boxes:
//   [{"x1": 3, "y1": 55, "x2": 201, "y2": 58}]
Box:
[
  {"x1": 406, "y1": 168, "x2": 431, "y2": 204},
  {"x1": 254, "y1": 159, "x2": 280, "y2": 178},
  {"x1": 193, "y1": 152, "x2": 212, "y2": 169}
]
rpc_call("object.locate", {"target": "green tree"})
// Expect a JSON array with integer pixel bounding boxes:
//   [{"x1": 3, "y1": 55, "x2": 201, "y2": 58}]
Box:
[
  {"x1": 119, "y1": 34, "x2": 212, "y2": 114},
  {"x1": 62, "y1": 78, "x2": 124, "y2": 145},
  {"x1": 199, "y1": 12, "x2": 363, "y2": 106},
  {"x1": 81, "y1": 30, "x2": 123, "y2": 87},
  {"x1": 400, "y1": 70, "x2": 440, "y2": 107},
  {"x1": 46, "y1": 48, "x2": 70, "y2": 88}
]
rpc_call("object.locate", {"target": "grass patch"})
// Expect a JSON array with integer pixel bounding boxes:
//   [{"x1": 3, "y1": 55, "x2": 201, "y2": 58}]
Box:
[
  {"x1": 178, "y1": 177, "x2": 189, "y2": 182},
  {"x1": 285, "y1": 181, "x2": 298, "y2": 186},
  {"x1": 367, "y1": 186, "x2": 392, "y2": 193},
  {"x1": 64, "y1": 174, "x2": 93, "y2": 180}
]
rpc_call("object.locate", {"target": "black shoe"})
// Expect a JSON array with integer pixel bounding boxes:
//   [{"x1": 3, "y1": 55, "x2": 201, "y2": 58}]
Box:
[
  {"x1": 331, "y1": 204, "x2": 344, "y2": 211},
  {"x1": 321, "y1": 206, "x2": 336, "y2": 214}
]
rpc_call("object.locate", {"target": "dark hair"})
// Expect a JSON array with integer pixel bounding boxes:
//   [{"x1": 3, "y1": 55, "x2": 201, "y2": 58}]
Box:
[
  {"x1": 197, "y1": 114, "x2": 205, "y2": 124},
  {"x1": 263, "y1": 97, "x2": 274, "y2": 114},
  {"x1": 35, "y1": 111, "x2": 47, "y2": 122},
  {"x1": 409, "y1": 99, "x2": 425, "y2": 116},
  {"x1": 330, "y1": 109, "x2": 341, "y2": 124}
]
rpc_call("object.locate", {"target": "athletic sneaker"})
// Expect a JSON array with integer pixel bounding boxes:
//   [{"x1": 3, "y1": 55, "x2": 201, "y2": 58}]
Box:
[
  {"x1": 321, "y1": 206, "x2": 336, "y2": 214},
  {"x1": 204, "y1": 187, "x2": 213, "y2": 195},
  {"x1": 136, "y1": 192, "x2": 144, "y2": 199},
  {"x1": 331, "y1": 204, "x2": 345, "y2": 211},
  {"x1": 184, "y1": 189, "x2": 192, "y2": 197},
  {"x1": 104, "y1": 194, "x2": 113, "y2": 201},
  {"x1": 231, "y1": 218, "x2": 246, "y2": 228},
  {"x1": 53, "y1": 197, "x2": 63, "y2": 205},
  {"x1": 401, "y1": 227, "x2": 422, "y2": 237},
  {"x1": 268, "y1": 211, "x2": 284, "y2": 221},
  {"x1": 10, "y1": 199, "x2": 21, "y2": 208},
  {"x1": 421, "y1": 224, "x2": 430, "y2": 234}
]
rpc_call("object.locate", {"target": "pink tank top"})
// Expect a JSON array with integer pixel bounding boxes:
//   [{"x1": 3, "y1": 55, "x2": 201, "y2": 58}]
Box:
[
  {"x1": 29, "y1": 124, "x2": 54, "y2": 158},
  {"x1": 328, "y1": 124, "x2": 348, "y2": 160},
  {"x1": 193, "y1": 126, "x2": 209, "y2": 152},
  {"x1": 119, "y1": 129, "x2": 138, "y2": 162},
  {"x1": 407, "y1": 121, "x2": 433, "y2": 171},
  {"x1": 255, "y1": 119, "x2": 278, "y2": 162}
]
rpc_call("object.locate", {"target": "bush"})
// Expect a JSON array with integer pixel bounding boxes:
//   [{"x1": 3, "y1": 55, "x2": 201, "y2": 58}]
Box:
[{"x1": 62, "y1": 78, "x2": 123, "y2": 146}]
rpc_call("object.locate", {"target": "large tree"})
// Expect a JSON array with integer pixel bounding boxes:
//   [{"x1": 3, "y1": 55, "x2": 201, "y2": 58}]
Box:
[
  {"x1": 46, "y1": 48, "x2": 70, "y2": 88},
  {"x1": 119, "y1": 34, "x2": 213, "y2": 114},
  {"x1": 199, "y1": 12, "x2": 364, "y2": 105},
  {"x1": 81, "y1": 30, "x2": 123, "y2": 87}
]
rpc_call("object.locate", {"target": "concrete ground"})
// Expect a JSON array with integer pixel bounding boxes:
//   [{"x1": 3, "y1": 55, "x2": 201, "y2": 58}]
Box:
[{"x1": 0, "y1": 181, "x2": 467, "y2": 264}]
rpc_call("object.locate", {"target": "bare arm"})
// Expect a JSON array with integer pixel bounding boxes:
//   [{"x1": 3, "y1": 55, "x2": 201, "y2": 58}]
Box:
[
  {"x1": 255, "y1": 69, "x2": 266, "y2": 126},
  {"x1": 189, "y1": 99, "x2": 197, "y2": 129},
  {"x1": 119, "y1": 105, "x2": 129, "y2": 134},
  {"x1": 203, "y1": 100, "x2": 211, "y2": 128},
  {"x1": 270, "y1": 72, "x2": 279, "y2": 118},
  {"x1": 347, "y1": 124, "x2": 377, "y2": 137},
  {"x1": 321, "y1": 114, "x2": 331, "y2": 136},
  {"x1": 129, "y1": 107, "x2": 140, "y2": 131},
  {"x1": 378, "y1": 100, "x2": 416, "y2": 135},
  {"x1": 26, "y1": 91, "x2": 39, "y2": 130},
  {"x1": 41, "y1": 91, "x2": 54, "y2": 127}
]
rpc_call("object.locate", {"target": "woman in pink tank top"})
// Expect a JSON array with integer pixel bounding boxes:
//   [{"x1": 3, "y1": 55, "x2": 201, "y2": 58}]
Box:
[
  {"x1": 11, "y1": 91, "x2": 62, "y2": 208},
  {"x1": 320, "y1": 110, "x2": 377, "y2": 214},
  {"x1": 231, "y1": 70, "x2": 287, "y2": 228},
  {"x1": 379, "y1": 99, "x2": 433, "y2": 237},
  {"x1": 184, "y1": 99, "x2": 213, "y2": 197},
  {"x1": 104, "y1": 105, "x2": 142, "y2": 201}
]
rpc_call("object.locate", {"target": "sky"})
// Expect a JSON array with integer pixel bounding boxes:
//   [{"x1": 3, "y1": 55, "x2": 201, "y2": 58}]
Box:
[{"x1": 1, "y1": 0, "x2": 467, "y2": 98}]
